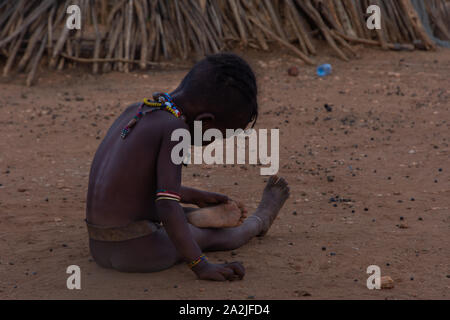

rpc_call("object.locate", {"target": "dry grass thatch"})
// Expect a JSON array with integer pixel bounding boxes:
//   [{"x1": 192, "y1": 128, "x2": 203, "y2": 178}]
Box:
[{"x1": 0, "y1": 0, "x2": 449, "y2": 86}]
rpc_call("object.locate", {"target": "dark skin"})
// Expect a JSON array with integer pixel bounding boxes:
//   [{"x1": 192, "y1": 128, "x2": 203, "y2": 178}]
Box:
[{"x1": 86, "y1": 89, "x2": 290, "y2": 281}]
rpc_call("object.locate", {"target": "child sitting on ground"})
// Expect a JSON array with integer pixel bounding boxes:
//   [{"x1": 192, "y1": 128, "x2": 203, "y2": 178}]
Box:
[{"x1": 86, "y1": 53, "x2": 290, "y2": 281}]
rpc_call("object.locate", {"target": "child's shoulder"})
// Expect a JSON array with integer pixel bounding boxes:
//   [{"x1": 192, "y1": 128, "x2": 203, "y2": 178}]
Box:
[{"x1": 147, "y1": 107, "x2": 188, "y2": 134}]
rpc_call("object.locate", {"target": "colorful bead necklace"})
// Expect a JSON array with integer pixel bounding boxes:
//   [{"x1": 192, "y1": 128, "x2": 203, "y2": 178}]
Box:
[{"x1": 120, "y1": 93, "x2": 183, "y2": 139}]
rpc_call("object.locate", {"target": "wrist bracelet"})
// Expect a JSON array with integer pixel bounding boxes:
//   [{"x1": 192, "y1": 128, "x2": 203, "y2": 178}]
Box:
[
  {"x1": 156, "y1": 189, "x2": 181, "y2": 202},
  {"x1": 188, "y1": 254, "x2": 208, "y2": 269}
]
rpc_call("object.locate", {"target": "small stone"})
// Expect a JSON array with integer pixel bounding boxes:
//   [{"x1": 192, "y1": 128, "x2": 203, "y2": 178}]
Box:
[
  {"x1": 327, "y1": 176, "x2": 335, "y2": 182},
  {"x1": 247, "y1": 295, "x2": 255, "y2": 299},
  {"x1": 381, "y1": 276, "x2": 394, "y2": 289},
  {"x1": 287, "y1": 66, "x2": 299, "y2": 77},
  {"x1": 295, "y1": 290, "x2": 311, "y2": 297},
  {"x1": 324, "y1": 104, "x2": 333, "y2": 112},
  {"x1": 292, "y1": 211, "x2": 297, "y2": 216},
  {"x1": 321, "y1": 246, "x2": 326, "y2": 251},
  {"x1": 388, "y1": 72, "x2": 400, "y2": 78}
]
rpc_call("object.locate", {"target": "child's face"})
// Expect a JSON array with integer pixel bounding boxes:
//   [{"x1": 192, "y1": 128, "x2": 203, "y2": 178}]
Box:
[
  {"x1": 215, "y1": 117, "x2": 251, "y2": 136},
  {"x1": 188, "y1": 113, "x2": 252, "y2": 146}
]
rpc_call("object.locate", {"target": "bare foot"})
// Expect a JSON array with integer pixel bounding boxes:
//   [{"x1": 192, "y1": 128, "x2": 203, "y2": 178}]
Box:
[
  {"x1": 187, "y1": 200, "x2": 247, "y2": 228},
  {"x1": 250, "y1": 176, "x2": 290, "y2": 236}
]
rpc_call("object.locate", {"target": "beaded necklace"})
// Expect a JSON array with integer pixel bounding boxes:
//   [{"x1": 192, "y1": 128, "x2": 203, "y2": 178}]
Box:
[{"x1": 120, "y1": 93, "x2": 184, "y2": 139}]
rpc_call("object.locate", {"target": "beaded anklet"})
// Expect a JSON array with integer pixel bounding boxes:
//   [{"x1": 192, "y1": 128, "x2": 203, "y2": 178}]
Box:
[
  {"x1": 248, "y1": 215, "x2": 264, "y2": 231},
  {"x1": 120, "y1": 93, "x2": 183, "y2": 139},
  {"x1": 156, "y1": 189, "x2": 181, "y2": 202},
  {"x1": 188, "y1": 254, "x2": 208, "y2": 269}
]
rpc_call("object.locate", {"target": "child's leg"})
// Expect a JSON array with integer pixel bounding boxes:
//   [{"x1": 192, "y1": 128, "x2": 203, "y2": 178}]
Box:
[
  {"x1": 184, "y1": 200, "x2": 247, "y2": 228},
  {"x1": 94, "y1": 176, "x2": 289, "y2": 273}
]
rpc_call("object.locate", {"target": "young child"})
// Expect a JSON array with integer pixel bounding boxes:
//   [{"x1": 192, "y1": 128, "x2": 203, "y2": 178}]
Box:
[{"x1": 86, "y1": 53, "x2": 290, "y2": 281}]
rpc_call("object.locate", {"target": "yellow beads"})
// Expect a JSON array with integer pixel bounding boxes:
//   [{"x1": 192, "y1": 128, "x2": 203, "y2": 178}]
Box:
[{"x1": 143, "y1": 98, "x2": 162, "y2": 108}]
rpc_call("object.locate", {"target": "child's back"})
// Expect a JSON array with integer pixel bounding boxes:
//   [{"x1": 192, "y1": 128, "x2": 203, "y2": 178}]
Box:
[{"x1": 86, "y1": 103, "x2": 185, "y2": 227}]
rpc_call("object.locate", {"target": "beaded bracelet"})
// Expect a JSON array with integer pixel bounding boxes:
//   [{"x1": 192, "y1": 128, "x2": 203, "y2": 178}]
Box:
[
  {"x1": 156, "y1": 189, "x2": 181, "y2": 202},
  {"x1": 188, "y1": 254, "x2": 208, "y2": 269}
]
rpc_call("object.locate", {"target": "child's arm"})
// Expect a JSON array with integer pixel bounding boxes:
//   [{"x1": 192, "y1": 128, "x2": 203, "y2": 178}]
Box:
[{"x1": 155, "y1": 120, "x2": 245, "y2": 281}]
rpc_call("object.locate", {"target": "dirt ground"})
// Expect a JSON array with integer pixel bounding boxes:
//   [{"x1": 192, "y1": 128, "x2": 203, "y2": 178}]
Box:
[{"x1": 0, "y1": 46, "x2": 449, "y2": 300}]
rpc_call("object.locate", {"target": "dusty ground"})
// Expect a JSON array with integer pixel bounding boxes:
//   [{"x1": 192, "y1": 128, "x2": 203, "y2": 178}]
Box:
[{"x1": 0, "y1": 46, "x2": 449, "y2": 299}]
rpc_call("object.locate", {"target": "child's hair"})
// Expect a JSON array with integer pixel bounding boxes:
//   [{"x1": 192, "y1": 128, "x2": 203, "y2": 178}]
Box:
[{"x1": 179, "y1": 53, "x2": 258, "y2": 127}]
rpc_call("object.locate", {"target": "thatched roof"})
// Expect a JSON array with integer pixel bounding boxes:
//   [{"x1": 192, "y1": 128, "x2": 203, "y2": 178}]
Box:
[{"x1": 0, "y1": 0, "x2": 449, "y2": 86}]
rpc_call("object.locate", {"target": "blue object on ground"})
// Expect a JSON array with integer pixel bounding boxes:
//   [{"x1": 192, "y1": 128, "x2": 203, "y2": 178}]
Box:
[{"x1": 317, "y1": 64, "x2": 332, "y2": 77}]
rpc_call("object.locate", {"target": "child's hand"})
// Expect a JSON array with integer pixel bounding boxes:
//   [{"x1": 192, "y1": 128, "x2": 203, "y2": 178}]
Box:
[{"x1": 193, "y1": 261, "x2": 245, "y2": 281}]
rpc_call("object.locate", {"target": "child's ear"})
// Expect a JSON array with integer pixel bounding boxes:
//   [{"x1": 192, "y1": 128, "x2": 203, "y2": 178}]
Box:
[{"x1": 195, "y1": 113, "x2": 215, "y2": 128}]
